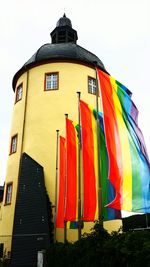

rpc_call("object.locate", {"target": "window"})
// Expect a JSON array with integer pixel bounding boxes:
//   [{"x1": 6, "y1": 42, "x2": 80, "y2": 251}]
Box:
[
  {"x1": 15, "y1": 83, "x2": 23, "y2": 102},
  {"x1": 88, "y1": 76, "x2": 96, "y2": 95},
  {"x1": 5, "y1": 183, "x2": 13, "y2": 205},
  {"x1": 45, "y1": 73, "x2": 58, "y2": 90},
  {"x1": 10, "y1": 135, "x2": 18, "y2": 154}
]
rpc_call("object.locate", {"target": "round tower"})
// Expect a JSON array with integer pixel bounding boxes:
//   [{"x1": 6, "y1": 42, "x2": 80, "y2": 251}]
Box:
[{"x1": 0, "y1": 15, "x2": 121, "y2": 264}]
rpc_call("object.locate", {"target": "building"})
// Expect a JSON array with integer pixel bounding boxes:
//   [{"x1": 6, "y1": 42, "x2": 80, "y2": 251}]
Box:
[{"x1": 0, "y1": 14, "x2": 121, "y2": 266}]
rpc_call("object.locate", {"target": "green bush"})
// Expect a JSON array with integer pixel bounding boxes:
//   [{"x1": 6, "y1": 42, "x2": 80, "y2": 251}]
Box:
[
  {"x1": 0, "y1": 260, "x2": 9, "y2": 267},
  {"x1": 46, "y1": 223, "x2": 150, "y2": 267}
]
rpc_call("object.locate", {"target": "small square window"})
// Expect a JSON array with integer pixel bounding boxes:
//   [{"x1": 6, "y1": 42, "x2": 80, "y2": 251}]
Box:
[
  {"x1": 10, "y1": 135, "x2": 18, "y2": 154},
  {"x1": 88, "y1": 77, "x2": 96, "y2": 95},
  {"x1": 45, "y1": 73, "x2": 58, "y2": 90},
  {"x1": 5, "y1": 183, "x2": 13, "y2": 205},
  {"x1": 15, "y1": 83, "x2": 23, "y2": 102}
]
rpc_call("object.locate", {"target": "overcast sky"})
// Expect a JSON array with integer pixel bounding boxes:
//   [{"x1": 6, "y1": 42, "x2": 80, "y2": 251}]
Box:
[{"x1": 0, "y1": 0, "x2": 150, "y2": 185}]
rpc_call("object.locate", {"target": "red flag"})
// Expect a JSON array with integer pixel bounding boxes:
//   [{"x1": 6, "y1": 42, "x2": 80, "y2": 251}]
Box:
[
  {"x1": 80, "y1": 100, "x2": 98, "y2": 221},
  {"x1": 65, "y1": 118, "x2": 78, "y2": 221}
]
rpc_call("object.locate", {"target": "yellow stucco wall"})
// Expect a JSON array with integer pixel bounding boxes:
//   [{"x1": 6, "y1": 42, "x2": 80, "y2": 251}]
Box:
[
  {"x1": 0, "y1": 72, "x2": 28, "y2": 255},
  {"x1": 0, "y1": 61, "x2": 122, "y2": 251},
  {"x1": 23, "y1": 62, "x2": 98, "y2": 199}
]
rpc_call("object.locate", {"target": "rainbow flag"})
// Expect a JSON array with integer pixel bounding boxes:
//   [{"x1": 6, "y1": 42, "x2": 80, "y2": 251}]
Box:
[
  {"x1": 67, "y1": 221, "x2": 80, "y2": 229},
  {"x1": 97, "y1": 69, "x2": 150, "y2": 213},
  {"x1": 98, "y1": 112, "x2": 121, "y2": 220},
  {"x1": 80, "y1": 100, "x2": 121, "y2": 221},
  {"x1": 65, "y1": 118, "x2": 78, "y2": 221},
  {"x1": 56, "y1": 136, "x2": 66, "y2": 228}
]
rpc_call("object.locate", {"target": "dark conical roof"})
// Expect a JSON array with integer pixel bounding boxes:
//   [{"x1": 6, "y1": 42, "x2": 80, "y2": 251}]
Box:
[
  {"x1": 56, "y1": 13, "x2": 72, "y2": 28},
  {"x1": 12, "y1": 15, "x2": 106, "y2": 90}
]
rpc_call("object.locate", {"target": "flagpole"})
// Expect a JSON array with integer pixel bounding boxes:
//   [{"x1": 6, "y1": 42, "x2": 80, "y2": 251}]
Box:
[
  {"x1": 94, "y1": 62, "x2": 103, "y2": 227},
  {"x1": 54, "y1": 129, "x2": 59, "y2": 243},
  {"x1": 77, "y1": 91, "x2": 82, "y2": 240},
  {"x1": 64, "y1": 113, "x2": 68, "y2": 243}
]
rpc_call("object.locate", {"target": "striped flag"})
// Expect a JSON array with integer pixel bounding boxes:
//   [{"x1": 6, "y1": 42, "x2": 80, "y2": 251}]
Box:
[
  {"x1": 98, "y1": 112, "x2": 121, "y2": 220},
  {"x1": 97, "y1": 69, "x2": 150, "y2": 213}
]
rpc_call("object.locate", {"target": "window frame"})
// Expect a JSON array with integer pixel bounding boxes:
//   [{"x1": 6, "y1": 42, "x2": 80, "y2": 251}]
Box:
[
  {"x1": 44, "y1": 72, "x2": 59, "y2": 91},
  {"x1": 4, "y1": 182, "x2": 13, "y2": 205},
  {"x1": 10, "y1": 134, "x2": 18, "y2": 155},
  {"x1": 15, "y1": 83, "x2": 23, "y2": 103},
  {"x1": 88, "y1": 76, "x2": 97, "y2": 95}
]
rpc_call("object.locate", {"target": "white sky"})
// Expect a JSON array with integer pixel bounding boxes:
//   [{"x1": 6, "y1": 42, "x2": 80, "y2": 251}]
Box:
[{"x1": 0, "y1": 0, "x2": 150, "y2": 185}]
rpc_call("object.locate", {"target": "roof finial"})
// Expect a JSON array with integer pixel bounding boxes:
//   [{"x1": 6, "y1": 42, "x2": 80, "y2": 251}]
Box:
[{"x1": 63, "y1": 13, "x2": 66, "y2": 18}]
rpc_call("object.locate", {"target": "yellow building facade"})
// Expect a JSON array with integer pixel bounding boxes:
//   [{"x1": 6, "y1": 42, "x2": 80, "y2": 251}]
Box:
[{"x1": 0, "y1": 14, "x2": 121, "y2": 265}]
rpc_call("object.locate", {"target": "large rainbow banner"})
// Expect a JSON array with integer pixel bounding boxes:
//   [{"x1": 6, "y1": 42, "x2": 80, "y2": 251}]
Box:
[{"x1": 97, "y1": 69, "x2": 150, "y2": 213}]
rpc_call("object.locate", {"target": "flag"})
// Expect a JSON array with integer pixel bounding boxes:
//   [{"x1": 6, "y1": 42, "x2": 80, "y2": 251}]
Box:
[
  {"x1": 97, "y1": 69, "x2": 150, "y2": 213},
  {"x1": 65, "y1": 118, "x2": 78, "y2": 221},
  {"x1": 98, "y1": 112, "x2": 121, "y2": 220},
  {"x1": 67, "y1": 221, "x2": 79, "y2": 229},
  {"x1": 56, "y1": 136, "x2": 66, "y2": 228},
  {"x1": 80, "y1": 100, "x2": 98, "y2": 221}
]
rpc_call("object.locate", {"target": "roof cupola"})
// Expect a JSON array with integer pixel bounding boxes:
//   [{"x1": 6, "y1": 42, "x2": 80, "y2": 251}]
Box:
[{"x1": 50, "y1": 13, "x2": 78, "y2": 44}]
